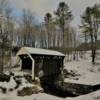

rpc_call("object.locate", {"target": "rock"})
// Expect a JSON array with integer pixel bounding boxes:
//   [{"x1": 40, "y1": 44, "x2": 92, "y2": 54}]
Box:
[
  {"x1": 24, "y1": 74, "x2": 33, "y2": 83},
  {"x1": 17, "y1": 86, "x2": 43, "y2": 96},
  {"x1": 17, "y1": 87, "x2": 34, "y2": 96}
]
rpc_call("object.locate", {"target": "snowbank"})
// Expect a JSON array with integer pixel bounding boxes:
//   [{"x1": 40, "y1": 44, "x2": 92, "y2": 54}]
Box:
[
  {"x1": 66, "y1": 90, "x2": 100, "y2": 100},
  {"x1": 0, "y1": 88, "x2": 100, "y2": 100},
  {"x1": 0, "y1": 76, "x2": 17, "y2": 90}
]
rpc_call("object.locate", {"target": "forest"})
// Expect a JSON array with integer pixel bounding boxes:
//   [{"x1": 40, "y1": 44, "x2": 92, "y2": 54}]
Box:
[{"x1": 0, "y1": 0, "x2": 100, "y2": 71}]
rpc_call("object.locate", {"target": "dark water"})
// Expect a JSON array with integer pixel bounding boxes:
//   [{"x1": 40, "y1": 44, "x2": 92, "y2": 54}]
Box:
[{"x1": 41, "y1": 81, "x2": 100, "y2": 98}]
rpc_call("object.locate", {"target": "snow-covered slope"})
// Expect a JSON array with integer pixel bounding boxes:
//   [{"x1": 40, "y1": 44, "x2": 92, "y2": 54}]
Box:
[{"x1": 64, "y1": 51, "x2": 100, "y2": 85}]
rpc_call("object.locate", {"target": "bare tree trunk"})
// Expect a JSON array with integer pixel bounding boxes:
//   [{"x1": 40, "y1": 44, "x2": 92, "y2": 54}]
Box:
[{"x1": 1, "y1": 48, "x2": 4, "y2": 73}]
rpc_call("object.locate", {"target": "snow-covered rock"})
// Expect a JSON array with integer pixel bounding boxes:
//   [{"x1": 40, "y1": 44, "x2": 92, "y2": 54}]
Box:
[{"x1": 0, "y1": 76, "x2": 17, "y2": 91}]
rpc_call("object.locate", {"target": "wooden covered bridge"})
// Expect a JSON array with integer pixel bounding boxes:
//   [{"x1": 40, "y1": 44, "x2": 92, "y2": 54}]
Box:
[{"x1": 17, "y1": 47, "x2": 65, "y2": 82}]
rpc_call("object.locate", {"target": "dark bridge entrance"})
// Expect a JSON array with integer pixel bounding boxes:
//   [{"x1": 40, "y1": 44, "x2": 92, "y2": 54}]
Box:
[{"x1": 19, "y1": 55, "x2": 32, "y2": 70}]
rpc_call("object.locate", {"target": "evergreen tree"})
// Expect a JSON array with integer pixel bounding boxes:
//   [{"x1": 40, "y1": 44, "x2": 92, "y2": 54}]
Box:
[{"x1": 54, "y1": 2, "x2": 73, "y2": 47}]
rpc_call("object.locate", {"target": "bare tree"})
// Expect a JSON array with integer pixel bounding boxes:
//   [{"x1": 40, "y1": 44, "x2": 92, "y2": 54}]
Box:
[
  {"x1": 44, "y1": 12, "x2": 52, "y2": 48},
  {"x1": 80, "y1": 4, "x2": 100, "y2": 64},
  {"x1": 20, "y1": 9, "x2": 35, "y2": 47},
  {"x1": 0, "y1": 0, "x2": 13, "y2": 73}
]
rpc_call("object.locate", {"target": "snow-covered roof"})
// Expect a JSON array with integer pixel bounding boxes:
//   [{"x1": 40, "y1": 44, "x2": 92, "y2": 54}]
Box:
[{"x1": 17, "y1": 47, "x2": 65, "y2": 56}]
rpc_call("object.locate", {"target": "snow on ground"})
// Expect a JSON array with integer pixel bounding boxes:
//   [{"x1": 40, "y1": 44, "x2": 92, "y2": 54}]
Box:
[
  {"x1": 0, "y1": 76, "x2": 17, "y2": 91},
  {"x1": 0, "y1": 87, "x2": 100, "y2": 100},
  {"x1": 0, "y1": 92, "x2": 62, "y2": 100},
  {"x1": 66, "y1": 90, "x2": 100, "y2": 100},
  {"x1": 1, "y1": 51, "x2": 100, "y2": 100},
  {"x1": 64, "y1": 51, "x2": 100, "y2": 85}
]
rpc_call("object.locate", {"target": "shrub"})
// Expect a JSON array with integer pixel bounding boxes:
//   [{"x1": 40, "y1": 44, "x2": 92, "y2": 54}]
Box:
[
  {"x1": 9, "y1": 88, "x2": 13, "y2": 92},
  {"x1": 0, "y1": 73, "x2": 10, "y2": 82},
  {"x1": 0, "y1": 87, "x2": 7, "y2": 93},
  {"x1": 9, "y1": 72, "x2": 14, "y2": 76}
]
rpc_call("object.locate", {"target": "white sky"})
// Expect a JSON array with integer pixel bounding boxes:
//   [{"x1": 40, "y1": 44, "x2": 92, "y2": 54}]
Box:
[{"x1": 9, "y1": 0, "x2": 99, "y2": 28}]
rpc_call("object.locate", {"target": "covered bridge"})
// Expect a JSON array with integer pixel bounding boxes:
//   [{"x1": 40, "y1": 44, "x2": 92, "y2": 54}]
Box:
[{"x1": 17, "y1": 47, "x2": 65, "y2": 82}]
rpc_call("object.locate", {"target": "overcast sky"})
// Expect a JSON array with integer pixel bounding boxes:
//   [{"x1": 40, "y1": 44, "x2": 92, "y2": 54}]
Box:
[{"x1": 9, "y1": 0, "x2": 99, "y2": 28}]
